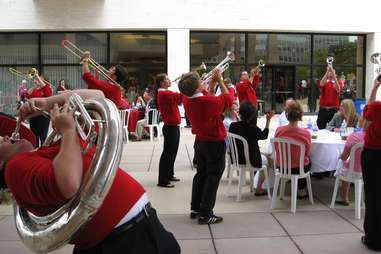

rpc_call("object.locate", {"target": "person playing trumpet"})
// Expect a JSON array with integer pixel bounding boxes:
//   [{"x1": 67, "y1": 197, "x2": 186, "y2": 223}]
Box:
[
  {"x1": 0, "y1": 89, "x2": 180, "y2": 253},
  {"x1": 236, "y1": 67, "x2": 261, "y2": 108},
  {"x1": 179, "y1": 69, "x2": 233, "y2": 225},
  {"x1": 316, "y1": 64, "x2": 342, "y2": 129},
  {"x1": 81, "y1": 51, "x2": 130, "y2": 110},
  {"x1": 26, "y1": 70, "x2": 53, "y2": 147}
]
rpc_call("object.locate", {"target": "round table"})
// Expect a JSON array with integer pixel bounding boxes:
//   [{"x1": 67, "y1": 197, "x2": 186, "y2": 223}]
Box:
[{"x1": 310, "y1": 129, "x2": 345, "y2": 173}]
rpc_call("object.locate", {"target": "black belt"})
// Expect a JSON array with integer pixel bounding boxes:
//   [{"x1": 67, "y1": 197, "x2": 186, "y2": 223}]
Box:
[{"x1": 109, "y1": 202, "x2": 152, "y2": 238}]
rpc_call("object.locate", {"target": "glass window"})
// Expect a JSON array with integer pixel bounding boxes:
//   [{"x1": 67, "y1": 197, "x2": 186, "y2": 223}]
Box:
[
  {"x1": 110, "y1": 33, "x2": 166, "y2": 65},
  {"x1": 313, "y1": 35, "x2": 364, "y2": 65},
  {"x1": 191, "y1": 33, "x2": 245, "y2": 65},
  {"x1": 41, "y1": 33, "x2": 107, "y2": 64},
  {"x1": 42, "y1": 66, "x2": 84, "y2": 92},
  {"x1": 295, "y1": 66, "x2": 314, "y2": 112},
  {"x1": 0, "y1": 34, "x2": 38, "y2": 64},
  {"x1": 248, "y1": 34, "x2": 311, "y2": 65}
]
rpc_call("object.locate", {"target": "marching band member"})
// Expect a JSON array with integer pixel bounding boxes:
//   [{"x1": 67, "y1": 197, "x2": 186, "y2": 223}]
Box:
[
  {"x1": 57, "y1": 79, "x2": 70, "y2": 94},
  {"x1": 81, "y1": 51, "x2": 130, "y2": 110},
  {"x1": 17, "y1": 79, "x2": 28, "y2": 108},
  {"x1": 155, "y1": 73, "x2": 183, "y2": 188},
  {"x1": 26, "y1": 74, "x2": 53, "y2": 147},
  {"x1": 316, "y1": 65, "x2": 342, "y2": 129},
  {"x1": 236, "y1": 67, "x2": 260, "y2": 108},
  {"x1": 360, "y1": 78, "x2": 381, "y2": 251},
  {"x1": 0, "y1": 89, "x2": 180, "y2": 254},
  {"x1": 179, "y1": 70, "x2": 233, "y2": 225}
]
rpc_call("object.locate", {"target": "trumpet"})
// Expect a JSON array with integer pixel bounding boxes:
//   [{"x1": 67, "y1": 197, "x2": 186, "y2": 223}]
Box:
[
  {"x1": 201, "y1": 51, "x2": 235, "y2": 85},
  {"x1": 370, "y1": 52, "x2": 381, "y2": 81},
  {"x1": 61, "y1": 39, "x2": 121, "y2": 87},
  {"x1": 326, "y1": 56, "x2": 334, "y2": 67},
  {"x1": 172, "y1": 62, "x2": 207, "y2": 83}
]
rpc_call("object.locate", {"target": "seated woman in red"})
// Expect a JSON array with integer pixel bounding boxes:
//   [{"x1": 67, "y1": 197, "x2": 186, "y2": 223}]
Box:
[{"x1": 274, "y1": 101, "x2": 312, "y2": 198}]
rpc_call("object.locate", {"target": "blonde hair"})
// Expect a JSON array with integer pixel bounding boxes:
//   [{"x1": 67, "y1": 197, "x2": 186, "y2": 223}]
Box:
[{"x1": 340, "y1": 99, "x2": 356, "y2": 127}]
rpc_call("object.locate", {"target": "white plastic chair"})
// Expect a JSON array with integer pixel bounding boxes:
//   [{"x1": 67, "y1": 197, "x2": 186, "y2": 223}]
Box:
[
  {"x1": 145, "y1": 108, "x2": 161, "y2": 142},
  {"x1": 226, "y1": 132, "x2": 271, "y2": 201},
  {"x1": 119, "y1": 109, "x2": 130, "y2": 144},
  {"x1": 330, "y1": 143, "x2": 364, "y2": 219},
  {"x1": 270, "y1": 138, "x2": 314, "y2": 213}
]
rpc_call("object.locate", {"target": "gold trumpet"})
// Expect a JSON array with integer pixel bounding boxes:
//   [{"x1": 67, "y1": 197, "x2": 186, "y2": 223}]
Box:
[
  {"x1": 61, "y1": 39, "x2": 120, "y2": 87},
  {"x1": 172, "y1": 62, "x2": 207, "y2": 83}
]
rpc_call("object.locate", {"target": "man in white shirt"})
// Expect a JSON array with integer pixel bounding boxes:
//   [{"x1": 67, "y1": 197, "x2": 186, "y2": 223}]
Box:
[{"x1": 278, "y1": 98, "x2": 296, "y2": 127}]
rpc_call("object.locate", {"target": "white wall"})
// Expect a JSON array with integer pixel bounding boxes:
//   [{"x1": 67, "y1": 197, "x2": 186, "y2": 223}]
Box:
[
  {"x1": 0, "y1": 0, "x2": 379, "y2": 33},
  {"x1": 366, "y1": 33, "x2": 381, "y2": 100}
]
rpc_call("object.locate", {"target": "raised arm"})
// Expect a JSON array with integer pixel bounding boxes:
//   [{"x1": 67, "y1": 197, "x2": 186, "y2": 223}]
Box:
[
  {"x1": 368, "y1": 78, "x2": 381, "y2": 103},
  {"x1": 319, "y1": 68, "x2": 329, "y2": 87},
  {"x1": 50, "y1": 103, "x2": 82, "y2": 199}
]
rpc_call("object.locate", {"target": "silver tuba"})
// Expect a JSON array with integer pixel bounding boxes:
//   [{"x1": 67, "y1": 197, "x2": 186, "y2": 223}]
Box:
[
  {"x1": 13, "y1": 93, "x2": 123, "y2": 253},
  {"x1": 201, "y1": 51, "x2": 235, "y2": 85},
  {"x1": 326, "y1": 56, "x2": 334, "y2": 67},
  {"x1": 370, "y1": 52, "x2": 381, "y2": 81}
]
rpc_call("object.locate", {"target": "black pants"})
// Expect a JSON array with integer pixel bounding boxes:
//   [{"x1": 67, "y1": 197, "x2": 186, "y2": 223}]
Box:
[
  {"x1": 291, "y1": 163, "x2": 311, "y2": 190},
  {"x1": 158, "y1": 125, "x2": 180, "y2": 184},
  {"x1": 73, "y1": 207, "x2": 180, "y2": 254},
  {"x1": 29, "y1": 115, "x2": 50, "y2": 147},
  {"x1": 317, "y1": 107, "x2": 337, "y2": 129},
  {"x1": 361, "y1": 148, "x2": 381, "y2": 250},
  {"x1": 191, "y1": 140, "x2": 226, "y2": 217}
]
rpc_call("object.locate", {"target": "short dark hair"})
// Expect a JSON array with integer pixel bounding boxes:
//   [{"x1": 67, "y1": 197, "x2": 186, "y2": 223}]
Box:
[
  {"x1": 286, "y1": 101, "x2": 303, "y2": 122},
  {"x1": 114, "y1": 64, "x2": 128, "y2": 84},
  {"x1": 178, "y1": 72, "x2": 200, "y2": 97},
  {"x1": 156, "y1": 73, "x2": 167, "y2": 88},
  {"x1": 239, "y1": 101, "x2": 258, "y2": 126}
]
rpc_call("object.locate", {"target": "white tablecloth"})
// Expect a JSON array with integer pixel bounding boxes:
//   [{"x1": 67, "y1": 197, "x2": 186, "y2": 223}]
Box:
[{"x1": 256, "y1": 116, "x2": 345, "y2": 173}]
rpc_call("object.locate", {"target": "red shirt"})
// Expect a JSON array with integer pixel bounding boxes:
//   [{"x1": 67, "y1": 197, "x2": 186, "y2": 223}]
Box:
[
  {"x1": 83, "y1": 72, "x2": 129, "y2": 110},
  {"x1": 236, "y1": 75, "x2": 260, "y2": 107},
  {"x1": 157, "y1": 89, "x2": 183, "y2": 125},
  {"x1": 319, "y1": 80, "x2": 341, "y2": 108},
  {"x1": 363, "y1": 101, "x2": 381, "y2": 149},
  {"x1": 183, "y1": 90, "x2": 233, "y2": 141},
  {"x1": 27, "y1": 85, "x2": 52, "y2": 99},
  {"x1": 274, "y1": 126, "x2": 312, "y2": 168},
  {"x1": 5, "y1": 142, "x2": 145, "y2": 249}
]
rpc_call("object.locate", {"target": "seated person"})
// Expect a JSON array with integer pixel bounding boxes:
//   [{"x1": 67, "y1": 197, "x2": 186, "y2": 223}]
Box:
[
  {"x1": 278, "y1": 98, "x2": 296, "y2": 127},
  {"x1": 133, "y1": 89, "x2": 156, "y2": 141},
  {"x1": 229, "y1": 101, "x2": 274, "y2": 195},
  {"x1": 275, "y1": 101, "x2": 312, "y2": 198},
  {"x1": 0, "y1": 89, "x2": 180, "y2": 253},
  {"x1": 223, "y1": 101, "x2": 239, "y2": 130},
  {"x1": 326, "y1": 99, "x2": 358, "y2": 131},
  {"x1": 335, "y1": 116, "x2": 367, "y2": 206}
]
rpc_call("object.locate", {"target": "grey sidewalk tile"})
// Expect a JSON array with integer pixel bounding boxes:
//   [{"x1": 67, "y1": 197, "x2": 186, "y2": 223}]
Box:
[
  {"x1": 210, "y1": 213, "x2": 287, "y2": 239},
  {"x1": 273, "y1": 211, "x2": 360, "y2": 236},
  {"x1": 215, "y1": 237, "x2": 301, "y2": 254},
  {"x1": 292, "y1": 233, "x2": 373, "y2": 254}
]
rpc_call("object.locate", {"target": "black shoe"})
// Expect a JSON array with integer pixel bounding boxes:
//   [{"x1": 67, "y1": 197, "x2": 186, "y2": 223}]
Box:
[
  {"x1": 198, "y1": 215, "x2": 223, "y2": 225},
  {"x1": 361, "y1": 235, "x2": 381, "y2": 251},
  {"x1": 170, "y1": 177, "x2": 180, "y2": 182},
  {"x1": 157, "y1": 183, "x2": 175, "y2": 188},
  {"x1": 190, "y1": 210, "x2": 198, "y2": 219}
]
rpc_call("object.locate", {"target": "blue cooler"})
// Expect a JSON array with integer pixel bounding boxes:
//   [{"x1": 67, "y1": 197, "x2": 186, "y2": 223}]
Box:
[{"x1": 354, "y1": 98, "x2": 366, "y2": 114}]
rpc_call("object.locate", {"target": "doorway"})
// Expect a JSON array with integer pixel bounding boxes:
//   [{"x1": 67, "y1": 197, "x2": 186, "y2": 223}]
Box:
[{"x1": 258, "y1": 66, "x2": 296, "y2": 113}]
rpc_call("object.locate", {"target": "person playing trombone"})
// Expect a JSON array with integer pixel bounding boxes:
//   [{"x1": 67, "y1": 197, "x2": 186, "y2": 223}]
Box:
[
  {"x1": 236, "y1": 66, "x2": 261, "y2": 108},
  {"x1": 81, "y1": 51, "x2": 130, "y2": 110}
]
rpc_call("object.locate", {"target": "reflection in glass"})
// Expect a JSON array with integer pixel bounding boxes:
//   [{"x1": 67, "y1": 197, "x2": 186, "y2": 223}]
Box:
[
  {"x1": 191, "y1": 33, "x2": 245, "y2": 65},
  {"x1": 110, "y1": 33, "x2": 166, "y2": 65},
  {"x1": 248, "y1": 34, "x2": 310, "y2": 64},
  {"x1": 0, "y1": 34, "x2": 38, "y2": 64},
  {"x1": 313, "y1": 35, "x2": 363, "y2": 65},
  {"x1": 42, "y1": 33, "x2": 107, "y2": 64}
]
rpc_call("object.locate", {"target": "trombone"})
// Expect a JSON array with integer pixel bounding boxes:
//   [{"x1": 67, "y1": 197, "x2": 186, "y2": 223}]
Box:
[
  {"x1": 8, "y1": 67, "x2": 51, "y2": 88},
  {"x1": 61, "y1": 39, "x2": 121, "y2": 87},
  {"x1": 172, "y1": 62, "x2": 207, "y2": 83}
]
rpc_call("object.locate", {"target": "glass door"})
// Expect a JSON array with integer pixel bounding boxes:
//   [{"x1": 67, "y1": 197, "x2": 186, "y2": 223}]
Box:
[{"x1": 260, "y1": 66, "x2": 295, "y2": 113}]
